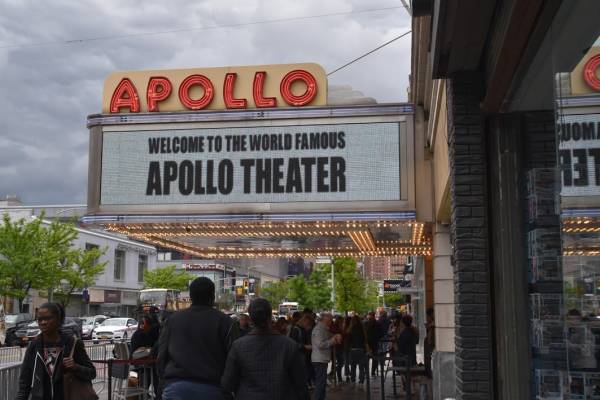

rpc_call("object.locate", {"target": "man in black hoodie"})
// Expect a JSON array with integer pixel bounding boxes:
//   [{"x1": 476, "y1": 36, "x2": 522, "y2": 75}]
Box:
[{"x1": 158, "y1": 277, "x2": 239, "y2": 400}]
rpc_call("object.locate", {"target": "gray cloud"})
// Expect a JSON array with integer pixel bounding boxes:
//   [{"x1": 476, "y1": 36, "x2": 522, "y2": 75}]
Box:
[{"x1": 0, "y1": 0, "x2": 411, "y2": 205}]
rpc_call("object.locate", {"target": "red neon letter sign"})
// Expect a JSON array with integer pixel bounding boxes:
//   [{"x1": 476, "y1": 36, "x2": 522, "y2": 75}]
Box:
[
  {"x1": 110, "y1": 78, "x2": 140, "y2": 113},
  {"x1": 223, "y1": 73, "x2": 247, "y2": 109},
  {"x1": 147, "y1": 77, "x2": 172, "y2": 112},
  {"x1": 253, "y1": 71, "x2": 276, "y2": 108},
  {"x1": 178, "y1": 75, "x2": 214, "y2": 110},
  {"x1": 280, "y1": 70, "x2": 318, "y2": 106},
  {"x1": 583, "y1": 54, "x2": 600, "y2": 91}
]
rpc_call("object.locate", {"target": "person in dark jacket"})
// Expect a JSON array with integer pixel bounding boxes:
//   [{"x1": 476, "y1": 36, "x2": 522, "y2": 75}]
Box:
[
  {"x1": 222, "y1": 298, "x2": 308, "y2": 400},
  {"x1": 364, "y1": 311, "x2": 382, "y2": 377},
  {"x1": 331, "y1": 316, "x2": 346, "y2": 383},
  {"x1": 346, "y1": 315, "x2": 369, "y2": 385},
  {"x1": 158, "y1": 277, "x2": 239, "y2": 400},
  {"x1": 238, "y1": 314, "x2": 251, "y2": 337},
  {"x1": 131, "y1": 315, "x2": 160, "y2": 398},
  {"x1": 16, "y1": 302, "x2": 96, "y2": 400},
  {"x1": 396, "y1": 315, "x2": 419, "y2": 367}
]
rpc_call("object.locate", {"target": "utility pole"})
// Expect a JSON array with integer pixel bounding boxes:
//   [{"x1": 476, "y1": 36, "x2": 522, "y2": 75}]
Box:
[{"x1": 330, "y1": 260, "x2": 335, "y2": 314}]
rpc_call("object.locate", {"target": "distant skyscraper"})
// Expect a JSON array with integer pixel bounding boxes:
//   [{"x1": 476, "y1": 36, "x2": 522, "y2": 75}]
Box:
[{"x1": 363, "y1": 256, "x2": 408, "y2": 280}]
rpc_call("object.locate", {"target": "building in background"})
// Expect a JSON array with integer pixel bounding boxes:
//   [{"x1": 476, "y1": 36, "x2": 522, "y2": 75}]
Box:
[
  {"x1": 287, "y1": 257, "x2": 313, "y2": 278},
  {"x1": 363, "y1": 256, "x2": 409, "y2": 280},
  {"x1": 0, "y1": 201, "x2": 157, "y2": 318}
]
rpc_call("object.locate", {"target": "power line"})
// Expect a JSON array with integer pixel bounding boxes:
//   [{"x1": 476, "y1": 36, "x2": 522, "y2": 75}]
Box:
[
  {"x1": 0, "y1": 6, "x2": 404, "y2": 50},
  {"x1": 326, "y1": 30, "x2": 411, "y2": 76}
]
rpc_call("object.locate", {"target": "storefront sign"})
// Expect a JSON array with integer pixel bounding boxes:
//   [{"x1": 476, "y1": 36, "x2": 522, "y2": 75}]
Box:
[
  {"x1": 558, "y1": 113, "x2": 600, "y2": 196},
  {"x1": 89, "y1": 289, "x2": 104, "y2": 304},
  {"x1": 103, "y1": 63, "x2": 327, "y2": 113},
  {"x1": 121, "y1": 291, "x2": 138, "y2": 306},
  {"x1": 100, "y1": 122, "x2": 402, "y2": 206},
  {"x1": 383, "y1": 279, "x2": 410, "y2": 292},
  {"x1": 104, "y1": 289, "x2": 122, "y2": 303}
]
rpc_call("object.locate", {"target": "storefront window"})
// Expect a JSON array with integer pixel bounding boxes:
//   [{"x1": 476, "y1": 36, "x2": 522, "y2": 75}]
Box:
[{"x1": 528, "y1": 21, "x2": 600, "y2": 399}]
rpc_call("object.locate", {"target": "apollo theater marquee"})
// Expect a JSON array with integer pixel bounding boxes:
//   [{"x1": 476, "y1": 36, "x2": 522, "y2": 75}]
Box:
[{"x1": 83, "y1": 63, "x2": 429, "y2": 259}]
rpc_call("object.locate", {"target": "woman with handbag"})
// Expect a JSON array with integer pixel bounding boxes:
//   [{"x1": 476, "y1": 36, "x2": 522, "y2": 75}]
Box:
[{"x1": 16, "y1": 302, "x2": 97, "y2": 400}]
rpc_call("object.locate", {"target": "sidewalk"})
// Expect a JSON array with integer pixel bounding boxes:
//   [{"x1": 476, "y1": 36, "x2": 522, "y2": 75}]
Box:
[{"x1": 327, "y1": 375, "x2": 432, "y2": 400}]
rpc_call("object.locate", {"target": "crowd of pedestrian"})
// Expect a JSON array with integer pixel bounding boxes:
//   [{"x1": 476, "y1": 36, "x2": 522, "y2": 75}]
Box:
[{"x1": 15, "y1": 277, "x2": 426, "y2": 400}]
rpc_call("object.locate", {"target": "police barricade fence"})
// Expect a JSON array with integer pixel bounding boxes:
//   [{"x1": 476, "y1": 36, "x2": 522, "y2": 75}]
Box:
[
  {"x1": 0, "y1": 363, "x2": 21, "y2": 400},
  {"x1": 0, "y1": 346, "x2": 22, "y2": 365},
  {"x1": 363, "y1": 353, "x2": 429, "y2": 400}
]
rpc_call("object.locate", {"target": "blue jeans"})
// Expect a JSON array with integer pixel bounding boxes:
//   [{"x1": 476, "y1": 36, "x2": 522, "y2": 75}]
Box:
[
  {"x1": 313, "y1": 362, "x2": 328, "y2": 400},
  {"x1": 163, "y1": 381, "x2": 226, "y2": 400}
]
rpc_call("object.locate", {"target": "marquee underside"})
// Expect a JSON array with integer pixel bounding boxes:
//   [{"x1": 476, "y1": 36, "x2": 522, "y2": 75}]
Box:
[{"x1": 83, "y1": 212, "x2": 432, "y2": 258}]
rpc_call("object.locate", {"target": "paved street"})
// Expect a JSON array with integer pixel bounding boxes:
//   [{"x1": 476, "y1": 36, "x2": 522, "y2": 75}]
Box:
[{"x1": 91, "y1": 375, "x2": 431, "y2": 400}]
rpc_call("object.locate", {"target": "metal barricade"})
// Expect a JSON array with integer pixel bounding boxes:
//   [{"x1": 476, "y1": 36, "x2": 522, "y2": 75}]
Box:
[
  {"x1": 98, "y1": 358, "x2": 156, "y2": 400},
  {"x1": 365, "y1": 354, "x2": 429, "y2": 400},
  {"x1": 84, "y1": 341, "x2": 116, "y2": 395},
  {"x1": 0, "y1": 346, "x2": 22, "y2": 365},
  {"x1": 0, "y1": 363, "x2": 21, "y2": 400}
]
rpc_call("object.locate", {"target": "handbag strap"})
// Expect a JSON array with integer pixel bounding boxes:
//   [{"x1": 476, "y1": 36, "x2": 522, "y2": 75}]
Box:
[{"x1": 69, "y1": 336, "x2": 77, "y2": 358}]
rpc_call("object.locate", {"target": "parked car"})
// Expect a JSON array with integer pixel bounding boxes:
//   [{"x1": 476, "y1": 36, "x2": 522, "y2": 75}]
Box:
[
  {"x1": 3, "y1": 320, "x2": 32, "y2": 347},
  {"x1": 80, "y1": 315, "x2": 108, "y2": 339},
  {"x1": 20, "y1": 317, "x2": 83, "y2": 346},
  {"x1": 92, "y1": 318, "x2": 138, "y2": 343},
  {"x1": 4, "y1": 313, "x2": 33, "y2": 329}
]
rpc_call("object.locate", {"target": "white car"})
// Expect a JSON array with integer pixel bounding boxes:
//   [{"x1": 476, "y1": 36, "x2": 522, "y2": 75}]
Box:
[
  {"x1": 81, "y1": 315, "x2": 108, "y2": 339},
  {"x1": 92, "y1": 318, "x2": 138, "y2": 343}
]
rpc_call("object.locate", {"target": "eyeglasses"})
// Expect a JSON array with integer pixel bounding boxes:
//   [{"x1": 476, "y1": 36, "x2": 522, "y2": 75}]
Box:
[{"x1": 37, "y1": 316, "x2": 55, "y2": 322}]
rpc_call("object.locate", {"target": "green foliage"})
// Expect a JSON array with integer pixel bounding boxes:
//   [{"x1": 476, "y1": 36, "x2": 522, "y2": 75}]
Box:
[
  {"x1": 363, "y1": 281, "x2": 381, "y2": 312},
  {"x1": 287, "y1": 275, "x2": 310, "y2": 308},
  {"x1": 260, "y1": 280, "x2": 289, "y2": 308},
  {"x1": 306, "y1": 266, "x2": 333, "y2": 311},
  {"x1": 287, "y1": 268, "x2": 333, "y2": 312},
  {"x1": 383, "y1": 292, "x2": 405, "y2": 309},
  {"x1": 0, "y1": 214, "x2": 107, "y2": 311},
  {"x1": 333, "y1": 257, "x2": 378, "y2": 314},
  {"x1": 143, "y1": 265, "x2": 193, "y2": 291},
  {"x1": 53, "y1": 246, "x2": 107, "y2": 308}
]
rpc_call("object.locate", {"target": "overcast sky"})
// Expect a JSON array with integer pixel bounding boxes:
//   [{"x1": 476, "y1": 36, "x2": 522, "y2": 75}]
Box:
[{"x1": 0, "y1": 0, "x2": 411, "y2": 205}]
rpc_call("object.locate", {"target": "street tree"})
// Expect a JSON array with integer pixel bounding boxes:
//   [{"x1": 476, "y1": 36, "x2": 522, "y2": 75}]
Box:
[
  {"x1": 306, "y1": 265, "x2": 333, "y2": 311},
  {"x1": 287, "y1": 270, "x2": 333, "y2": 312},
  {"x1": 143, "y1": 265, "x2": 193, "y2": 291},
  {"x1": 287, "y1": 275, "x2": 310, "y2": 309},
  {"x1": 333, "y1": 257, "x2": 368, "y2": 314},
  {"x1": 363, "y1": 281, "x2": 381, "y2": 313},
  {"x1": 260, "y1": 280, "x2": 289, "y2": 307},
  {"x1": 53, "y1": 246, "x2": 107, "y2": 309},
  {"x1": 0, "y1": 214, "x2": 77, "y2": 311},
  {"x1": 383, "y1": 292, "x2": 405, "y2": 309}
]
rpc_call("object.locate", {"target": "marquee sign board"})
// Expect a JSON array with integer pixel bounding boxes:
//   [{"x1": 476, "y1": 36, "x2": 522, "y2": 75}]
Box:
[
  {"x1": 558, "y1": 113, "x2": 600, "y2": 197},
  {"x1": 87, "y1": 105, "x2": 415, "y2": 215}
]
